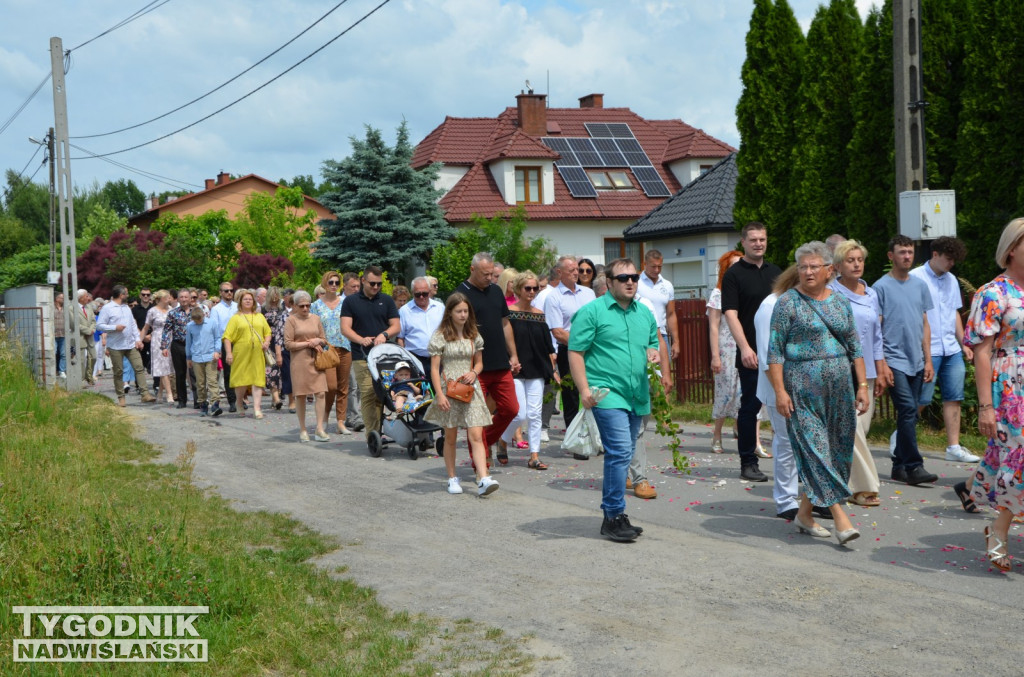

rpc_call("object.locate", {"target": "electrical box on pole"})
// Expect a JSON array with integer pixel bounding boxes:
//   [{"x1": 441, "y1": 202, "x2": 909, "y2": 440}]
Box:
[{"x1": 898, "y1": 190, "x2": 956, "y2": 240}]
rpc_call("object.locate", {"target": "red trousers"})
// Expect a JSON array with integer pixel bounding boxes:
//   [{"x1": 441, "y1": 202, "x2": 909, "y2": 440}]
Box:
[{"x1": 476, "y1": 368, "x2": 518, "y2": 448}]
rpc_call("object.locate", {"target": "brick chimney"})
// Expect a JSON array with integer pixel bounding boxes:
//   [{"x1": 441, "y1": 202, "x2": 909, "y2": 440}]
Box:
[
  {"x1": 152, "y1": 194, "x2": 161, "y2": 207},
  {"x1": 579, "y1": 93, "x2": 604, "y2": 109},
  {"x1": 205, "y1": 178, "x2": 215, "y2": 190},
  {"x1": 516, "y1": 92, "x2": 547, "y2": 137},
  {"x1": 216, "y1": 171, "x2": 230, "y2": 186}
]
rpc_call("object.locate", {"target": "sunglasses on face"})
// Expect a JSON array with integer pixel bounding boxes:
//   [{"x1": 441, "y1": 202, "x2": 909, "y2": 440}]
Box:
[
  {"x1": 327, "y1": 280, "x2": 340, "y2": 286},
  {"x1": 612, "y1": 273, "x2": 640, "y2": 283},
  {"x1": 221, "y1": 289, "x2": 233, "y2": 293},
  {"x1": 140, "y1": 293, "x2": 150, "y2": 297},
  {"x1": 414, "y1": 291, "x2": 430, "y2": 298},
  {"x1": 366, "y1": 280, "x2": 382, "y2": 288},
  {"x1": 578, "y1": 267, "x2": 593, "y2": 274},
  {"x1": 296, "y1": 303, "x2": 310, "y2": 309},
  {"x1": 522, "y1": 285, "x2": 539, "y2": 292}
]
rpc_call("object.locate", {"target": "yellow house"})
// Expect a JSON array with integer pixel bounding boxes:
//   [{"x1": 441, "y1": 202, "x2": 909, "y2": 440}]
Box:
[{"x1": 127, "y1": 172, "x2": 333, "y2": 230}]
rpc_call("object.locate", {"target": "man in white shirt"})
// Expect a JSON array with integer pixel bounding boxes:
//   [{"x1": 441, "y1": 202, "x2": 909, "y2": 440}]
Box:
[
  {"x1": 96, "y1": 284, "x2": 156, "y2": 406},
  {"x1": 209, "y1": 282, "x2": 239, "y2": 411},
  {"x1": 534, "y1": 264, "x2": 561, "y2": 441},
  {"x1": 909, "y1": 236, "x2": 979, "y2": 463},
  {"x1": 544, "y1": 255, "x2": 596, "y2": 440},
  {"x1": 636, "y1": 249, "x2": 680, "y2": 360},
  {"x1": 398, "y1": 276, "x2": 444, "y2": 377}
]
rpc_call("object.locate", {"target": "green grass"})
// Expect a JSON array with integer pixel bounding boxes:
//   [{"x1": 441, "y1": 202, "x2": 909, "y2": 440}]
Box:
[{"x1": 0, "y1": 333, "x2": 532, "y2": 676}]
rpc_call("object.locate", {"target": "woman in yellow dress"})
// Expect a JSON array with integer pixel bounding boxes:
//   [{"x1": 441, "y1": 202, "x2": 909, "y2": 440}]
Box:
[{"x1": 223, "y1": 289, "x2": 272, "y2": 418}]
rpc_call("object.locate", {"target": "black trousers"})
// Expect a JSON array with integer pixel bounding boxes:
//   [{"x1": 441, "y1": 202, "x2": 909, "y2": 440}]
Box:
[
  {"x1": 170, "y1": 341, "x2": 196, "y2": 403},
  {"x1": 736, "y1": 365, "x2": 761, "y2": 467},
  {"x1": 221, "y1": 340, "x2": 235, "y2": 404},
  {"x1": 556, "y1": 345, "x2": 580, "y2": 428}
]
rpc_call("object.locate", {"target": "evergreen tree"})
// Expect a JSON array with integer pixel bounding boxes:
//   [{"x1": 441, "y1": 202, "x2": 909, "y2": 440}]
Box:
[
  {"x1": 845, "y1": 1, "x2": 896, "y2": 281},
  {"x1": 953, "y1": 0, "x2": 1024, "y2": 283},
  {"x1": 734, "y1": 0, "x2": 806, "y2": 265},
  {"x1": 789, "y1": 0, "x2": 863, "y2": 249},
  {"x1": 315, "y1": 122, "x2": 453, "y2": 277}
]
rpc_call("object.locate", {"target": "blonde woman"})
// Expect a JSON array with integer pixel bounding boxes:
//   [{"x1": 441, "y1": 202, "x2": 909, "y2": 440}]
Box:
[
  {"x1": 141, "y1": 289, "x2": 174, "y2": 403},
  {"x1": 223, "y1": 289, "x2": 272, "y2": 419}
]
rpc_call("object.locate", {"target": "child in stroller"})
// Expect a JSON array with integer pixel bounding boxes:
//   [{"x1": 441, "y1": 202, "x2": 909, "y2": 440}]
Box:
[
  {"x1": 366, "y1": 344, "x2": 443, "y2": 459},
  {"x1": 388, "y1": 361, "x2": 425, "y2": 414}
]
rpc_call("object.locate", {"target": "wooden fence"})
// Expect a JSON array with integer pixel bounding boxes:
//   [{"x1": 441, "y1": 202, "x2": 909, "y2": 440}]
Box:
[{"x1": 670, "y1": 299, "x2": 895, "y2": 419}]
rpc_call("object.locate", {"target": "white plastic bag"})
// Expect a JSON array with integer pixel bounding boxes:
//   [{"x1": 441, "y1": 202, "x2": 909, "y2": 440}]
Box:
[{"x1": 560, "y1": 387, "x2": 609, "y2": 458}]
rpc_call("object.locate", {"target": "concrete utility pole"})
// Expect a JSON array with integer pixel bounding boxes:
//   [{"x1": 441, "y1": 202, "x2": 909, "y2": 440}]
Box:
[
  {"x1": 893, "y1": 0, "x2": 927, "y2": 194},
  {"x1": 50, "y1": 36, "x2": 83, "y2": 392}
]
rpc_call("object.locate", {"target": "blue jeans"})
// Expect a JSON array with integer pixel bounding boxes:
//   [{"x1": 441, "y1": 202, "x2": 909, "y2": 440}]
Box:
[
  {"x1": 918, "y1": 353, "x2": 966, "y2": 405},
  {"x1": 591, "y1": 407, "x2": 643, "y2": 519},
  {"x1": 55, "y1": 337, "x2": 65, "y2": 374},
  {"x1": 736, "y1": 365, "x2": 761, "y2": 466},
  {"x1": 889, "y1": 368, "x2": 925, "y2": 471}
]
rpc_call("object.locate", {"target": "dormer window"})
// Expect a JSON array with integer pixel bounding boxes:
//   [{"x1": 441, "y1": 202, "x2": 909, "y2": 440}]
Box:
[
  {"x1": 588, "y1": 170, "x2": 634, "y2": 190},
  {"x1": 515, "y1": 166, "x2": 542, "y2": 203}
]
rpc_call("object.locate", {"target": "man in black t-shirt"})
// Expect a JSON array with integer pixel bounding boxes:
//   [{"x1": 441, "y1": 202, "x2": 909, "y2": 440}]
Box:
[
  {"x1": 341, "y1": 265, "x2": 400, "y2": 440},
  {"x1": 458, "y1": 252, "x2": 521, "y2": 460},
  {"x1": 721, "y1": 222, "x2": 781, "y2": 483},
  {"x1": 132, "y1": 287, "x2": 153, "y2": 376}
]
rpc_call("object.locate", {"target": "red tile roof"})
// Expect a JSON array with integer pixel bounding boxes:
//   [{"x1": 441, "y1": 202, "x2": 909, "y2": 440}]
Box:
[{"x1": 415, "y1": 103, "x2": 735, "y2": 223}]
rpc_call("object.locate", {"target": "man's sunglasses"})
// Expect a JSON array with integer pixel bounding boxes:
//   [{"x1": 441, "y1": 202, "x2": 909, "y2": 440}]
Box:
[
  {"x1": 366, "y1": 281, "x2": 382, "y2": 288},
  {"x1": 612, "y1": 274, "x2": 640, "y2": 283},
  {"x1": 414, "y1": 292, "x2": 430, "y2": 298}
]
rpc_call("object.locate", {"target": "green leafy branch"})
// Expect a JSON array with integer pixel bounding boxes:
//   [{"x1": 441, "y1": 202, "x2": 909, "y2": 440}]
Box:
[{"x1": 648, "y1": 363, "x2": 690, "y2": 474}]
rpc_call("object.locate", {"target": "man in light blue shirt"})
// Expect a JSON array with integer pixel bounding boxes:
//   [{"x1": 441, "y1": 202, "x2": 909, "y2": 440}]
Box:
[
  {"x1": 96, "y1": 284, "x2": 156, "y2": 406},
  {"x1": 909, "y1": 237, "x2": 980, "y2": 463},
  {"x1": 544, "y1": 255, "x2": 596, "y2": 433},
  {"x1": 398, "y1": 277, "x2": 444, "y2": 377},
  {"x1": 209, "y1": 282, "x2": 238, "y2": 411}
]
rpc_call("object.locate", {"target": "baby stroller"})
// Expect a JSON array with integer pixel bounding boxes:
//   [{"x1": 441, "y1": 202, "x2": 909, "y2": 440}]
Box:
[{"x1": 365, "y1": 343, "x2": 444, "y2": 459}]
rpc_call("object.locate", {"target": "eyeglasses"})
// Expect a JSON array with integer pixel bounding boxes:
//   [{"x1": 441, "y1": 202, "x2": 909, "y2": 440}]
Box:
[
  {"x1": 522, "y1": 285, "x2": 539, "y2": 292},
  {"x1": 296, "y1": 303, "x2": 310, "y2": 309},
  {"x1": 797, "y1": 264, "x2": 828, "y2": 274},
  {"x1": 612, "y1": 273, "x2": 640, "y2": 283},
  {"x1": 366, "y1": 280, "x2": 382, "y2": 288},
  {"x1": 414, "y1": 291, "x2": 430, "y2": 298},
  {"x1": 327, "y1": 280, "x2": 340, "y2": 286}
]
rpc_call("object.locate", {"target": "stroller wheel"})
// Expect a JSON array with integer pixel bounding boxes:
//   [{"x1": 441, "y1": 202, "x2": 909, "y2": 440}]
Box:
[
  {"x1": 367, "y1": 431, "x2": 382, "y2": 458},
  {"x1": 419, "y1": 438, "x2": 430, "y2": 452},
  {"x1": 407, "y1": 442, "x2": 418, "y2": 460},
  {"x1": 435, "y1": 436, "x2": 445, "y2": 456}
]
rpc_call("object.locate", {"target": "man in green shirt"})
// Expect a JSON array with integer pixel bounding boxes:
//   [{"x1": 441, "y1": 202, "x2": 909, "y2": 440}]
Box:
[{"x1": 569, "y1": 258, "x2": 660, "y2": 542}]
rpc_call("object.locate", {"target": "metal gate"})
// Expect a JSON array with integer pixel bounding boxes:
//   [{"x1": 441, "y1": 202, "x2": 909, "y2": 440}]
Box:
[
  {"x1": 672, "y1": 299, "x2": 713, "y2": 403},
  {"x1": 0, "y1": 307, "x2": 48, "y2": 386}
]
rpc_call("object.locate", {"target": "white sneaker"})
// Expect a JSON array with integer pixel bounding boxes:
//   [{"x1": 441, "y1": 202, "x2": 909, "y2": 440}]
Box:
[
  {"x1": 540, "y1": 429, "x2": 550, "y2": 443},
  {"x1": 477, "y1": 476, "x2": 499, "y2": 496},
  {"x1": 447, "y1": 477, "x2": 463, "y2": 494},
  {"x1": 889, "y1": 431, "x2": 897, "y2": 460},
  {"x1": 945, "y1": 445, "x2": 980, "y2": 463}
]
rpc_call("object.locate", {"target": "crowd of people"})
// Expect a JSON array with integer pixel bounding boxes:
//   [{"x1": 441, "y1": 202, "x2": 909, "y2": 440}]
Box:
[{"x1": 67, "y1": 221, "x2": 1024, "y2": 557}]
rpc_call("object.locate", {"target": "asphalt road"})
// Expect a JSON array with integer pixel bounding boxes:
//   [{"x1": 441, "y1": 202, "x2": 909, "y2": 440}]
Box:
[{"x1": 103, "y1": 377, "x2": 1023, "y2": 676}]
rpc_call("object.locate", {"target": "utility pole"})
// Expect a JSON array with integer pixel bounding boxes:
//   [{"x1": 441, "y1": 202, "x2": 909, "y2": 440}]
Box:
[
  {"x1": 50, "y1": 37, "x2": 82, "y2": 392},
  {"x1": 893, "y1": 0, "x2": 927, "y2": 196},
  {"x1": 47, "y1": 128, "x2": 56, "y2": 273}
]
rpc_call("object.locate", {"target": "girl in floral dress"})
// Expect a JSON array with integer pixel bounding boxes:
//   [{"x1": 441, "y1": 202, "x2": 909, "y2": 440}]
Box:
[
  {"x1": 424, "y1": 293, "x2": 498, "y2": 497},
  {"x1": 964, "y1": 217, "x2": 1024, "y2": 572}
]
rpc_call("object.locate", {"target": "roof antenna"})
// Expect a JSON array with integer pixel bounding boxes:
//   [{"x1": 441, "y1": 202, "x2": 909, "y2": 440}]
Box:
[{"x1": 525, "y1": 79, "x2": 533, "y2": 94}]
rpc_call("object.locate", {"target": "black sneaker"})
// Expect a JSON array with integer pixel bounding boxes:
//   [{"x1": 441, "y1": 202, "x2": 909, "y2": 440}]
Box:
[
  {"x1": 776, "y1": 508, "x2": 798, "y2": 520},
  {"x1": 211, "y1": 402, "x2": 223, "y2": 417},
  {"x1": 620, "y1": 514, "x2": 643, "y2": 535},
  {"x1": 228, "y1": 403, "x2": 237, "y2": 413},
  {"x1": 891, "y1": 467, "x2": 908, "y2": 483},
  {"x1": 905, "y1": 466, "x2": 938, "y2": 486},
  {"x1": 600, "y1": 515, "x2": 638, "y2": 542},
  {"x1": 740, "y1": 464, "x2": 768, "y2": 482}
]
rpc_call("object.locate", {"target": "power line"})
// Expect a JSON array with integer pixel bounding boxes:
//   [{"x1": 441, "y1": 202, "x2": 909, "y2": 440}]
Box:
[
  {"x1": 0, "y1": 75, "x2": 51, "y2": 138},
  {"x1": 70, "y1": 142, "x2": 200, "y2": 192},
  {"x1": 15, "y1": 143, "x2": 45, "y2": 181},
  {"x1": 73, "y1": 0, "x2": 393, "y2": 160},
  {"x1": 74, "y1": 0, "x2": 353, "y2": 140},
  {"x1": 68, "y1": 0, "x2": 172, "y2": 52}
]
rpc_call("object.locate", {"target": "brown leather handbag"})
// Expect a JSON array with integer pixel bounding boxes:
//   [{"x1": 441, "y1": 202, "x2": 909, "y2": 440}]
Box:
[
  {"x1": 445, "y1": 378, "x2": 474, "y2": 403},
  {"x1": 313, "y1": 345, "x2": 340, "y2": 371}
]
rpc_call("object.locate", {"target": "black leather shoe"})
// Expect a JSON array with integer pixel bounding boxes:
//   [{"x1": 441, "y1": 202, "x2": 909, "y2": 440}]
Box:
[
  {"x1": 905, "y1": 466, "x2": 938, "y2": 486},
  {"x1": 812, "y1": 506, "x2": 834, "y2": 520},
  {"x1": 740, "y1": 464, "x2": 768, "y2": 482},
  {"x1": 600, "y1": 515, "x2": 638, "y2": 542},
  {"x1": 176, "y1": 401, "x2": 186, "y2": 409},
  {"x1": 620, "y1": 514, "x2": 643, "y2": 535},
  {"x1": 228, "y1": 404, "x2": 237, "y2": 413},
  {"x1": 573, "y1": 453, "x2": 589, "y2": 461},
  {"x1": 891, "y1": 467, "x2": 908, "y2": 483},
  {"x1": 776, "y1": 508, "x2": 798, "y2": 520}
]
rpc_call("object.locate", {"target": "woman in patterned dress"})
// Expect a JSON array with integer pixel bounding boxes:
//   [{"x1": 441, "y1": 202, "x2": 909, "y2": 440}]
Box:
[
  {"x1": 262, "y1": 287, "x2": 285, "y2": 410},
  {"x1": 708, "y1": 250, "x2": 744, "y2": 452},
  {"x1": 424, "y1": 293, "x2": 499, "y2": 497},
  {"x1": 964, "y1": 217, "x2": 1024, "y2": 572},
  {"x1": 141, "y1": 290, "x2": 174, "y2": 403},
  {"x1": 768, "y1": 241, "x2": 869, "y2": 546}
]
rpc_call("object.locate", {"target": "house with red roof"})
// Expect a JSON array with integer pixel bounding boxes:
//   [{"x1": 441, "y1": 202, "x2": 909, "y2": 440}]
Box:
[{"x1": 412, "y1": 91, "x2": 734, "y2": 269}]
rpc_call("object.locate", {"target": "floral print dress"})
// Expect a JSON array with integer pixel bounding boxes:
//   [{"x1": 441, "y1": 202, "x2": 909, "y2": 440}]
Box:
[
  {"x1": 707, "y1": 288, "x2": 740, "y2": 419},
  {"x1": 964, "y1": 274, "x2": 1024, "y2": 516}
]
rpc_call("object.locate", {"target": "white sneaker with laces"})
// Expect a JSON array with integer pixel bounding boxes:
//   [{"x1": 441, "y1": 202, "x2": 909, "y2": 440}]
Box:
[
  {"x1": 889, "y1": 431, "x2": 897, "y2": 460},
  {"x1": 945, "y1": 445, "x2": 980, "y2": 463},
  {"x1": 447, "y1": 477, "x2": 463, "y2": 494},
  {"x1": 477, "y1": 476, "x2": 499, "y2": 496},
  {"x1": 540, "y1": 429, "x2": 550, "y2": 443}
]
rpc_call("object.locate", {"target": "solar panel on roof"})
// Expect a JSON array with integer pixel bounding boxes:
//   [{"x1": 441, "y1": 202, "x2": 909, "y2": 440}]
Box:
[
  {"x1": 592, "y1": 138, "x2": 627, "y2": 167},
  {"x1": 607, "y1": 123, "x2": 634, "y2": 138},
  {"x1": 568, "y1": 138, "x2": 604, "y2": 167},
  {"x1": 541, "y1": 138, "x2": 580, "y2": 166},
  {"x1": 585, "y1": 123, "x2": 612, "y2": 138},
  {"x1": 615, "y1": 138, "x2": 651, "y2": 166},
  {"x1": 556, "y1": 165, "x2": 598, "y2": 198},
  {"x1": 632, "y1": 166, "x2": 672, "y2": 197}
]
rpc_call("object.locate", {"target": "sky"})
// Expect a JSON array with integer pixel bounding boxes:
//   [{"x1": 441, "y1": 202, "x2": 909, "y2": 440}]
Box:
[{"x1": 0, "y1": 0, "x2": 877, "y2": 200}]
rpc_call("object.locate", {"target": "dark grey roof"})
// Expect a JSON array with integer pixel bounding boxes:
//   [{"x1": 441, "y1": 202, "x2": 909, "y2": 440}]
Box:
[{"x1": 622, "y1": 152, "x2": 737, "y2": 242}]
